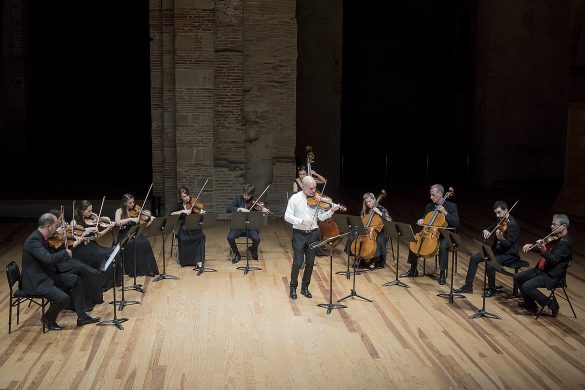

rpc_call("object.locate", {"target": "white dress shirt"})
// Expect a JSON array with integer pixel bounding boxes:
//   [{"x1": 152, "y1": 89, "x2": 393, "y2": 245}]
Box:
[{"x1": 285, "y1": 191, "x2": 334, "y2": 231}]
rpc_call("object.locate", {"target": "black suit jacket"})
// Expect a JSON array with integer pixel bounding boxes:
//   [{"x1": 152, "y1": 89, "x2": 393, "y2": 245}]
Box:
[
  {"x1": 21, "y1": 230, "x2": 69, "y2": 296},
  {"x1": 537, "y1": 235, "x2": 572, "y2": 289},
  {"x1": 487, "y1": 215, "x2": 520, "y2": 259},
  {"x1": 423, "y1": 200, "x2": 459, "y2": 229}
]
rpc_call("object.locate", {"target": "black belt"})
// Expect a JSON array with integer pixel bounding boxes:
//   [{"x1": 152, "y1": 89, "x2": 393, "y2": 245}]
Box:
[{"x1": 293, "y1": 228, "x2": 319, "y2": 235}]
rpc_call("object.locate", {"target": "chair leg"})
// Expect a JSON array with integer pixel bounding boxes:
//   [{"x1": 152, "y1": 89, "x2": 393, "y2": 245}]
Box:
[
  {"x1": 562, "y1": 287, "x2": 577, "y2": 319},
  {"x1": 535, "y1": 290, "x2": 556, "y2": 320},
  {"x1": 16, "y1": 299, "x2": 21, "y2": 325},
  {"x1": 8, "y1": 297, "x2": 13, "y2": 334},
  {"x1": 41, "y1": 298, "x2": 47, "y2": 333}
]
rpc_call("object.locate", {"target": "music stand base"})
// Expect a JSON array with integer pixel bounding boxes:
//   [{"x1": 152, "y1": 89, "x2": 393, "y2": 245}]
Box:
[
  {"x1": 123, "y1": 284, "x2": 145, "y2": 294},
  {"x1": 195, "y1": 267, "x2": 217, "y2": 276},
  {"x1": 383, "y1": 279, "x2": 410, "y2": 288},
  {"x1": 110, "y1": 299, "x2": 139, "y2": 311},
  {"x1": 97, "y1": 317, "x2": 128, "y2": 330},
  {"x1": 153, "y1": 273, "x2": 179, "y2": 281},
  {"x1": 237, "y1": 265, "x2": 261, "y2": 275},
  {"x1": 338, "y1": 289, "x2": 372, "y2": 303},
  {"x1": 335, "y1": 269, "x2": 361, "y2": 279},
  {"x1": 469, "y1": 310, "x2": 501, "y2": 320},
  {"x1": 437, "y1": 292, "x2": 465, "y2": 303},
  {"x1": 317, "y1": 303, "x2": 347, "y2": 314}
]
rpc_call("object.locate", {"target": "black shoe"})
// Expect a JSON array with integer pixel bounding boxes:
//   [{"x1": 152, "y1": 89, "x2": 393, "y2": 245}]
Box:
[
  {"x1": 438, "y1": 270, "x2": 446, "y2": 285},
  {"x1": 248, "y1": 246, "x2": 259, "y2": 260},
  {"x1": 453, "y1": 285, "x2": 473, "y2": 294},
  {"x1": 518, "y1": 301, "x2": 538, "y2": 313},
  {"x1": 482, "y1": 288, "x2": 497, "y2": 298},
  {"x1": 41, "y1": 316, "x2": 64, "y2": 331},
  {"x1": 301, "y1": 286, "x2": 312, "y2": 298},
  {"x1": 77, "y1": 315, "x2": 100, "y2": 326},
  {"x1": 289, "y1": 287, "x2": 297, "y2": 299},
  {"x1": 231, "y1": 253, "x2": 241, "y2": 264},
  {"x1": 399, "y1": 268, "x2": 418, "y2": 278},
  {"x1": 548, "y1": 298, "x2": 560, "y2": 317}
]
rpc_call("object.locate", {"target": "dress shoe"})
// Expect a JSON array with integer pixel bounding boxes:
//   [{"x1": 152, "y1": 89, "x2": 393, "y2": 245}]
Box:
[
  {"x1": 289, "y1": 287, "x2": 297, "y2": 299},
  {"x1": 548, "y1": 298, "x2": 560, "y2": 317},
  {"x1": 231, "y1": 253, "x2": 241, "y2": 264},
  {"x1": 77, "y1": 315, "x2": 100, "y2": 326},
  {"x1": 518, "y1": 301, "x2": 538, "y2": 313},
  {"x1": 41, "y1": 316, "x2": 64, "y2": 331},
  {"x1": 399, "y1": 268, "x2": 418, "y2": 278},
  {"x1": 438, "y1": 270, "x2": 446, "y2": 285},
  {"x1": 453, "y1": 285, "x2": 473, "y2": 294},
  {"x1": 301, "y1": 286, "x2": 312, "y2": 298},
  {"x1": 248, "y1": 246, "x2": 259, "y2": 260},
  {"x1": 481, "y1": 288, "x2": 497, "y2": 298},
  {"x1": 369, "y1": 263, "x2": 376, "y2": 271},
  {"x1": 196, "y1": 262, "x2": 203, "y2": 269}
]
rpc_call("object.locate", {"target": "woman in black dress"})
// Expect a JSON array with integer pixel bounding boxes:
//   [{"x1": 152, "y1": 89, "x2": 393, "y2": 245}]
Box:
[
  {"x1": 171, "y1": 187, "x2": 206, "y2": 268},
  {"x1": 114, "y1": 194, "x2": 159, "y2": 277}
]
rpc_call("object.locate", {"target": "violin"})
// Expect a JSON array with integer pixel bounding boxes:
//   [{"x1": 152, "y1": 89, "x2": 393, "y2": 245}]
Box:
[
  {"x1": 48, "y1": 223, "x2": 93, "y2": 249},
  {"x1": 307, "y1": 193, "x2": 346, "y2": 211},
  {"x1": 486, "y1": 200, "x2": 518, "y2": 240},
  {"x1": 523, "y1": 225, "x2": 565, "y2": 253},
  {"x1": 246, "y1": 185, "x2": 271, "y2": 213},
  {"x1": 186, "y1": 197, "x2": 205, "y2": 214},
  {"x1": 128, "y1": 204, "x2": 154, "y2": 222},
  {"x1": 84, "y1": 213, "x2": 114, "y2": 231}
]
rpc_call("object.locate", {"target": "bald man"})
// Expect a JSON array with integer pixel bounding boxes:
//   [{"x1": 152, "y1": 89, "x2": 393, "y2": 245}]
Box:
[{"x1": 284, "y1": 176, "x2": 340, "y2": 299}]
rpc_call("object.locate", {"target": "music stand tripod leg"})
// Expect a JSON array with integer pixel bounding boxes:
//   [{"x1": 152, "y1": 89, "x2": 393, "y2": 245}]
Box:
[
  {"x1": 469, "y1": 254, "x2": 501, "y2": 320},
  {"x1": 236, "y1": 218, "x2": 261, "y2": 275},
  {"x1": 125, "y1": 233, "x2": 145, "y2": 293},
  {"x1": 383, "y1": 234, "x2": 410, "y2": 288},
  {"x1": 112, "y1": 245, "x2": 139, "y2": 311},
  {"x1": 99, "y1": 254, "x2": 128, "y2": 330},
  {"x1": 437, "y1": 246, "x2": 465, "y2": 303},
  {"x1": 317, "y1": 246, "x2": 346, "y2": 314},
  {"x1": 338, "y1": 244, "x2": 372, "y2": 303},
  {"x1": 155, "y1": 225, "x2": 179, "y2": 281}
]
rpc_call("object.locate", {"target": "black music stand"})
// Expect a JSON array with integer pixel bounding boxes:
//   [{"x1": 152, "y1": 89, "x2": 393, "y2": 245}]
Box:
[
  {"x1": 230, "y1": 211, "x2": 263, "y2": 275},
  {"x1": 98, "y1": 244, "x2": 128, "y2": 330},
  {"x1": 312, "y1": 234, "x2": 349, "y2": 314},
  {"x1": 125, "y1": 223, "x2": 147, "y2": 294},
  {"x1": 437, "y1": 229, "x2": 466, "y2": 303},
  {"x1": 111, "y1": 224, "x2": 140, "y2": 312},
  {"x1": 338, "y1": 215, "x2": 372, "y2": 303},
  {"x1": 184, "y1": 212, "x2": 217, "y2": 276},
  {"x1": 469, "y1": 240, "x2": 502, "y2": 320},
  {"x1": 382, "y1": 221, "x2": 414, "y2": 288},
  {"x1": 146, "y1": 215, "x2": 180, "y2": 282},
  {"x1": 334, "y1": 214, "x2": 361, "y2": 280}
]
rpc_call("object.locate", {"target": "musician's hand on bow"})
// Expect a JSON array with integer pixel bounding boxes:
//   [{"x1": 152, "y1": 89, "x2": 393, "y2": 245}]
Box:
[
  {"x1": 522, "y1": 243, "x2": 532, "y2": 253},
  {"x1": 417, "y1": 218, "x2": 424, "y2": 226},
  {"x1": 482, "y1": 229, "x2": 490, "y2": 240},
  {"x1": 237, "y1": 207, "x2": 250, "y2": 213}
]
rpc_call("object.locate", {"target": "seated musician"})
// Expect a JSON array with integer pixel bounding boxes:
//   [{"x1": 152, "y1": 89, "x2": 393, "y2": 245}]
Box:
[
  {"x1": 115, "y1": 194, "x2": 159, "y2": 277},
  {"x1": 345, "y1": 192, "x2": 392, "y2": 270},
  {"x1": 454, "y1": 201, "x2": 520, "y2": 297},
  {"x1": 171, "y1": 186, "x2": 206, "y2": 268},
  {"x1": 292, "y1": 165, "x2": 326, "y2": 194},
  {"x1": 400, "y1": 184, "x2": 459, "y2": 285},
  {"x1": 21, "y1": 213, "x2": 100, "y2": 330},
  {"x1": 226, "y1": 184, "x2": 269, "y2": 263},
  {"x1": 515, "y1": 214, "x2": 572, "y2": 317}
]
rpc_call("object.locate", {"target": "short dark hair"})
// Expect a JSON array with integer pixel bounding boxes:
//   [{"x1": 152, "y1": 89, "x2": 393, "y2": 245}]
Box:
[
  {"x1": 38, "y1": 213, "x2": 55, "y2": 228},
  {"x1": 243, "y1": 184, "x2": 255, "y2": 195},
  {"x1": 493, "y1": 200, "x2": 508, "y2": 210}
]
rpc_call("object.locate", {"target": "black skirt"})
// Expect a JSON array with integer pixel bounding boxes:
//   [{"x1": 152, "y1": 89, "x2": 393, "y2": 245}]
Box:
[
  {"x1": 117, "y1": 228, "x2": 159, "y2": 277},
  {"x1": 177, "y1": 223, "x2": 205, "y2": 266},
  {"x1": 72, "y1": 241, "x2": 123, "y2": 291}
]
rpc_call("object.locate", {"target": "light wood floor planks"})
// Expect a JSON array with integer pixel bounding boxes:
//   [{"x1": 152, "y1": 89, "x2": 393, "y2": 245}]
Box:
[{"x1": 1, "y1": 207, "x2": 585, "y2": 389}]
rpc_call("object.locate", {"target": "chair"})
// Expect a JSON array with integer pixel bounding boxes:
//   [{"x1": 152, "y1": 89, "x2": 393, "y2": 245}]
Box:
[
  {"x1": 536, "y1": 261, "x2": 577, "y2": 320},
  {"x1": 6, "y1": 261, "x2": 49, "y2": 334},
  {"x1": 496, "y1": 259, "x2": 529, "y2": 297}
]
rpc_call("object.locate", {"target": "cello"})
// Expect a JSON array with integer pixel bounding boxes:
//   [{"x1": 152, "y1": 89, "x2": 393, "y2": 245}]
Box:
[
  {"x1": 350, "y1": 190, "x2": 387, "y2": 260},
  {"x1": 408, "y1": 187, "x2": 455, "y2": 258}
]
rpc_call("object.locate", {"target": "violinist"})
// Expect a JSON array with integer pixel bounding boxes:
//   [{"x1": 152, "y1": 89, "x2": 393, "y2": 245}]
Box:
[
  {"x1": 284, "y1": 176, "x2": 341, "y2": 299},
  {"x1": 171, "y1": 187, "x2": 206, "y2": 268},
  {"x1": 115, "y1": 194, "x2": 159, "y2": 277},
  {"x1": 514, "y1": 214, "x2": 572, "y2": 316},
  {"x1": 345, "y1": 192, "x2": 392, "y2": 270},
  {"x1": 454, "y1": 201, "x2": 520, "y2": 296},
  {"x1": 226, "y1": 184, "x2": 269, "y2": 263},
  {"x1": 400, "y1": 184, "x2": 459, "y2": 285},
  {"x1": 72, "y1": 200, "x2": 122, "y2": 291},
  {"x1": 292, "y1": 165, "x2": 326, "y2": 193}
]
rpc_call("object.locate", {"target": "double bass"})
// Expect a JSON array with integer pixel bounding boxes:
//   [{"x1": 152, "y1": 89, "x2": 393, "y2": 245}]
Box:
[
  {"x1": 350, "y1": 190, "x2": 386, "y2": 260},
  {"x1": 408, "y1": 187, "x2": 455, "y2": 258}
]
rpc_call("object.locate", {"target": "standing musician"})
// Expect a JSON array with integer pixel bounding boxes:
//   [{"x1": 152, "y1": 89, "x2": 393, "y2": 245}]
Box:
[
  {"x1": 115, "y1": 194, "x2": 159, "y2": 277},
  {"x1": 285, "y1": 176, "x2": 341, "y2": 299},
  {"x1": 400, "y1": 184, "x2": 459, "y2": 285},
  {"x1": 171, "y1": 187, "x2": 206, "y2": 268},
  {"x1": 345, "y1": 192, "x2": 392, "y2": 270},
  {"x1": 226, "y1": 184, "x2": 269, "y2": 264},
  {"x1": 454, "y1": 201, "x2": 520, "y2": 296},
  {"x1": 292, "y1": 165, "x2": 326, "y2": 193},
  {"x1": 515, "y1": 214, "x2": 572, "y2": 317},
  {"x1": 21, "y1": 213, "x2": 100, "y2": 330}
]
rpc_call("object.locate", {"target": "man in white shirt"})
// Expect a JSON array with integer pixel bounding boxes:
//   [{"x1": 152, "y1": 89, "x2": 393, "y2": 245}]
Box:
[{"x1": 285, "y1": 176, "x2": 340, "y2": 299}]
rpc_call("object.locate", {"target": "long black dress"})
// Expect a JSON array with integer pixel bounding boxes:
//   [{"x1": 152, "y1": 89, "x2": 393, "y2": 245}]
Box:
[
  {"x1": 117, "y1": 221, "x2": 159, "y2": 277},
  {"x1": 174, "y1": 201, "x2": 206, "y2": 266}
]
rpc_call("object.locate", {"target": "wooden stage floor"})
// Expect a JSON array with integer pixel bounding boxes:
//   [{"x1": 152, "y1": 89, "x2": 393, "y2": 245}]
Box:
[{"x1": 1, "y1": 195, "x2": 585, "y2": 389}]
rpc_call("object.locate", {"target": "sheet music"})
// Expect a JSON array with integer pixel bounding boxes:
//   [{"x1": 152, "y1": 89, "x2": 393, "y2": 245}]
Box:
[{"x1": 101, "y1": 244, "x2": 120, "y2": 272}]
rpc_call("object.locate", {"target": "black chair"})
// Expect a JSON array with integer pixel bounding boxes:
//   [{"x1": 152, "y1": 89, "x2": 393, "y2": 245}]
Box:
[
  {"x1": 496, "y1": 259, "x2": 529, "y2": 297},
  {"x1": 536, "y1": 261, "x2": 577, "y2": 320},
  {"x1": 6, "y1": 261, "x2": 49, "y2": 334}
]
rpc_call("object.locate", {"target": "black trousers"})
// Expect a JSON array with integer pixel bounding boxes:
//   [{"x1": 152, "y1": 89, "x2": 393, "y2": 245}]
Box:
[
  {"x1": 465, "y1": 253, "x2": 520, "y2": 288},
  {"x1": 407, "y1": 236, "x2": 449, "y2": 269},
  {"x1": 227, "y1": 229, "x2": 260, "y2": 256},
  {"x1": 44, "y1": 271, "x2": 84, "y2": 322},
  {"x1": 514, "y1": 268, "x2": 549, "y2": 307},
  {"x1": 290, "y1": 228, "x2": 320, "y2": 288}
]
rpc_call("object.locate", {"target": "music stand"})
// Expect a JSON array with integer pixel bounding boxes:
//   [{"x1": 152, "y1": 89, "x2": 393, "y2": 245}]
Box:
[
  {"x1": 437, "y1": 230, "x2": 466, "y2": 303},
  {"x1": 338, "y1": 215, "x2": 372, "y2": 303},
  {"x1": 230, "y1": 211, "x2": 263, "y2": 275},
  {"x1": 98, "y1": 244, "x2": 128, "y2": 330},
  {"x1": 334, "y1": 214, "x2": 361, "y2": 279},
  {"x1": 382, "y1": 221, "x2": 414, "y2": 288},
  {"x1": 312, "y1": 234, "x2": 350, "y2": 314},
  {"x1": 469, "y1": 240, "x2": 502, "y2": 320},
  {"x1": 184, "y1": 212, "x2": 217, "y2": 276},
  {"x1": 125, "y1": 223, "x2": 147, "y2": 294},
  {"x1": 146, "y1": 215, "x2": 180, "y2": 282}
]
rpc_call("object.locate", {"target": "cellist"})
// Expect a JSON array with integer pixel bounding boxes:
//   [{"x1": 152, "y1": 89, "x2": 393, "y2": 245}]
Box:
[
  {"x1": 345, "y1": 192, "x2": 392, "y2": 270},
  {"x1": 400, "y1": 184, "x2": 459, "y2": 285}
]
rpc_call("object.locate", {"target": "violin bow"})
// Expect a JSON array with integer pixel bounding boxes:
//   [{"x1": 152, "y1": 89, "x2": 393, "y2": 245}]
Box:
[
  {"x1": 96, "y1": 196, "x2": 106, "y2": 235},
  {"x1": 247, "y1": 184, "x2": 271, "y2": 211},
  {"x1": 524, "y1": 223, "x2": 566, "y2": 252},
  {"x1": 138, "y1": 182, "x2": 154, "y2": 220},
  {"x1": 61, "y1": 205, "x2": 66, "y2": 248},
  {"x1": 195, "y1": 178, "x2": 209, "y2": 201},
  {"x1": 310, "y1": 180, "x2": 328, "y2": 226},
  {"x1": 486, "y1": 200, "x2": 519, "y2": 239}
]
